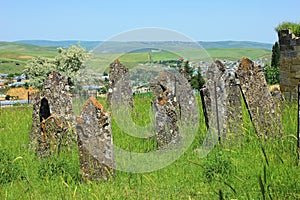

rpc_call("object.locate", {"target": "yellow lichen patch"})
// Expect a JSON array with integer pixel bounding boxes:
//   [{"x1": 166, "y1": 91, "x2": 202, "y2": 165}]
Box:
[{"x1": 269, "y1": 84, "x2": 280, "y2": 92}]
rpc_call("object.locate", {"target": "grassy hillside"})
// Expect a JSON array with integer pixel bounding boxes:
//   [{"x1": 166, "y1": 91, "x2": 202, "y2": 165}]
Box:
[
  {"x1": 17, "y1": 40, "x2": 273, "y2": 50},
  {"x1": 0, "y1": 41, "x2": 271, "y2": 74},
  {"x1": 0, "y1": 42, "x2": 57, "y2": 74},
  {"x1": 0, "y1": 96, "x2": 299, "y2": 199}
]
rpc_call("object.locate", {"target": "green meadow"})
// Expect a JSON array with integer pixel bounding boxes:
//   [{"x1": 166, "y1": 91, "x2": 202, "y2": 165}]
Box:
[
  {"x1": 1, "y1": 41, "x2": 298, "y2": 199},
  {"x1": 0, "y1": 95, "x2": 299, "y2": 199}
]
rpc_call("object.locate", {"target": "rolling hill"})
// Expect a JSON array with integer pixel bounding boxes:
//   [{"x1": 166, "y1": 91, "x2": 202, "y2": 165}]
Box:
[
  {"x1": 0, "y1": 41, "x2": 272, "y2": 74},
  {"x1": 16, "y1": 40, "x2": 273, "y2": 50}
]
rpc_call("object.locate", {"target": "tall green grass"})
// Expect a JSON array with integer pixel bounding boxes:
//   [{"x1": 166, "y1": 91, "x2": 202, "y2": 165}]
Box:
[{"x1": 0, "y1": 97, "x2": 299, "y2": 199}]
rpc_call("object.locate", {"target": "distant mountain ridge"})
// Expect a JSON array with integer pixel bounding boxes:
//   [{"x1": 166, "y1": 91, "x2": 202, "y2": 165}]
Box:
[{"x1": 16, "y1": 40, "x2": 273, "y2": 50}]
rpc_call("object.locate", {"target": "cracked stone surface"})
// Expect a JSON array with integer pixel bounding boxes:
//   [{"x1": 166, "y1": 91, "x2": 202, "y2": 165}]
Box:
[{"x1": 76, "y1": 97, "x2": 114, "y2": 181}]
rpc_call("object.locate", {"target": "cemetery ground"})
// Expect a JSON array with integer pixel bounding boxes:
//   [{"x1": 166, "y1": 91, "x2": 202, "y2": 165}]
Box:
[{"x1": 0, "y1": 94, "x2": 299, "y2": 199}]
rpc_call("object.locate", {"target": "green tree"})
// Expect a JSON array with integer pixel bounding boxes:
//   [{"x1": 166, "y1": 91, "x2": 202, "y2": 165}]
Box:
[
  {"x1": 265, "y1": 42, "x2": 280, "y2": 85},
  {"x1": 191, "y1": 67, "x2": 205, "y2": 92},
  {"x1": 23, "y1": 45, "x2": 90, "y2": 89},
  {"x1": 181, "y1": 61, "x2": 205, "y2": 91},
  {"x1": 271, "y1": 42, "x2": 280, "y2": 68},
  {"x1": 264, "y1": 64, "x2": 279, "y2": 85},
  {"x1": 183, "y1": 61, "x2": 193, "y2": 76}
]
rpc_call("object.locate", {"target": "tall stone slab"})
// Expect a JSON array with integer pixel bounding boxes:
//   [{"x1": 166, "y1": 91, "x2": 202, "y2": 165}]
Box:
[
  {"x1": 38, "y1": 114, "x2": 66, "y2": 158},
  {"x1": 30, "y1": 93, "x2": 43, "y2": 149},
  {"x1": 30, "y1": 71, "x2": 76, "y2": 157},
  {"x1": 236, "y1": 57, "x2": 283, "y2": 137},
  {"x1": 225, "y1": 78, "x2": 243, "y2": 137},
  {"x1": 76, "y1": 97, "x2": 114, "y2": 181},
  {"x1": 43, "y1": 71, "x2": 75, "y2": 127},
  {"x1": 201, "y1": 60, "x2": 243, "y2": 139},
  {"x1": 150, "y1": 72, "x2": 198, "y2": 148},
  {"x1": 278, "y1": 29, "x2": 300, "y2": 100},
  {"x1": 107, "y1": 60, "x2": 133, "y2": 108}
]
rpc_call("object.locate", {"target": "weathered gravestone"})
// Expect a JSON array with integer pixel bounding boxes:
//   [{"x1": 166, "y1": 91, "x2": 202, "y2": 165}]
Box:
[
  {"x1": 107, "y1": 59, "x2": 133, "y2": 108},
  {"x1": 76, "y1": 97, "x2": 114, "y2": 181},
  {"x1": 30, "y1": 71, "x2": 76, "y2": 158},
  {"x1": 150, "y1": 71, "x2": 198, "y2": 149},
  {"x1": 236, "y1": 57, "x2": 283, "y2": 137},
  {"x1": 201, "y1": 60, "x2": 243, "y2": 139}
]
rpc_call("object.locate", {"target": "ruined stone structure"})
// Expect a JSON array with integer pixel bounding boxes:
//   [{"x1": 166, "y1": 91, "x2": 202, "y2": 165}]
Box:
[
  {"x1": 201, "y1": 60, "x2": 243, "y2": 139},
  {"x1": 107, "y1": 59, "x2": 133, "y2": 108},
  {"x1": 76, "y1": 97, "x2": 114, "y2": 181},
  {"x1": 278, "y1": 29, "x2": 300, "y2": 100},
  {"x1": 237, "y1": 57, "x2": 283, "y2": 137},
  {"x1": 150, "y1": 72, "x2": 198, "y2": 148},
  {"x1": 30, "y1": 71, "x2": 75, "y2": 158}
]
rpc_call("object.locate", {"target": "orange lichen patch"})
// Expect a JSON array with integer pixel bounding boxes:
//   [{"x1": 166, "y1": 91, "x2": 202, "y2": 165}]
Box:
[
  {"x1": 6, "y1": 87, "x2": 39, "y2": 100},
  {"x1": 241, "y1": 57, "x2": 254, "y2": 71},
  {"x1": 41, "y1": 122, "x2": 46, "y2": 132},
  {"x1": 42, "y1": 114, "x2": 63, "y2": 132},
  {"x1": 158, "y1": 96, "x2": 168, "y2": 106},
  {"x1": 80, "y1": 97, "x2": 105, "y2": 114},
  {"x1": 76, "y1": 116, "x2": 84, "y2": 124},
  {"x1": 89, "y1": 97, "x2": 104, "y2": 110}
]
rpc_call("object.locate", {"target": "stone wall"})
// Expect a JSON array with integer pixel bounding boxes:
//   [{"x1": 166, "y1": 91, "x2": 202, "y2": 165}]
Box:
[{"x1": 278, "y1": 29, "x2": 300, "y2": 100}]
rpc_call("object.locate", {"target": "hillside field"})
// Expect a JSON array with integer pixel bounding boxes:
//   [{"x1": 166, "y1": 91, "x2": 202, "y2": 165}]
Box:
[{"x1": 0, "y1": 42, "x2": 271, "y2": 74}]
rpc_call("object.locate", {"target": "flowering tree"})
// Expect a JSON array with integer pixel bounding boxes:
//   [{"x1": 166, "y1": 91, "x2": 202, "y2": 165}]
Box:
[{"x1": 23, "y1": 45, "x2": 90, "y2": 90}]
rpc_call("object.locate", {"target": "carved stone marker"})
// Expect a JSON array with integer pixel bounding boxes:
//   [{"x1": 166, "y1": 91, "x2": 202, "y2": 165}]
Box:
[
  {"x1": 107, "y1": 59, "x2": 133, "y2": 108},
  {"x1": 150, "y1": 72, "x2": 198, "y2": 148},
  {"x1": 201, "y1": 60, "x2": 243, "y2": 139},
  {"x1": 38, "y1": 114, "x2": 66, "y2": 158},
  {"x1": 76, "y1": 97, "x2": 114, "y2": 181},
  {"x1": 236, "y1": 57, "x2": 283, "y2": 137},
  {"x1": 225, "y1": 77, "x2": 243, "y2": 137},
  {"x1": 30, "y1": 71, "x2": 75, "y2": 158}
]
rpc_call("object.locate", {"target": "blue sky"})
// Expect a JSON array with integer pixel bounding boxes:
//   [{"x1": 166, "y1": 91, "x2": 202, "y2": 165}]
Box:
[{"x1": 1, "y1": 0, "x2": 299, "y2": 43}]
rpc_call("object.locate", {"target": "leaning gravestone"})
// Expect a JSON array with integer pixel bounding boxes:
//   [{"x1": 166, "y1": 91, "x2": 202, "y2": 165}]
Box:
[
  {"x1": 150, "y1": 71, "x2": 198, "y2": 149},
  {"x1": 236, "y1": 57, "x2": 283, "y2": 137},
  {"x1": 107, "y1": 59, "x2": 133, "y2": 108},
  {"x1": 225, "y1": 77, "x2": 243, "y2": 137},
  {"x1": 30, "y1": 71, "x2": 76, "y2": 158},
  {"x1": 76, "y1": 97, "x2": 114, "y2": 181},
  {"x1": 201, "y1": 60, "x2": 243, "y2": 139}
]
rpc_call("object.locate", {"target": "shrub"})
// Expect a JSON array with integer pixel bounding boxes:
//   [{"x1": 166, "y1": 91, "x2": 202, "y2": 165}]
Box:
[
  {"x1": 276, "y1": 22, "x2": 300, "y2": 37},
  {"x1": 5, "y1": 95, "x2": 11, "y2": 100},
  {"x1": 203, "y1": 151, "x2": 233, "y2": 183}
]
